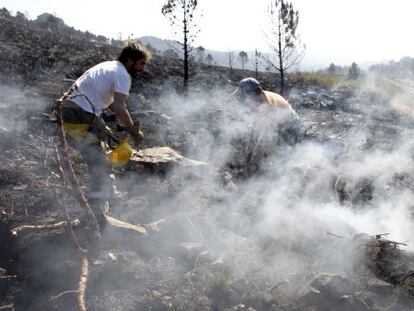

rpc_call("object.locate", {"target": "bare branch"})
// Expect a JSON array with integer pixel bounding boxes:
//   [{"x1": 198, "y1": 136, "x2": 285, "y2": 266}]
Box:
[
  {"x1": 78, "y1": 257, "x2": 89, "y2": 311},
  {"x1": 264, "y1": 0, "x2": 305, "y2": 93},
  {"x1": 11, "y1": 219, "x2": 80, "y2": 236}
]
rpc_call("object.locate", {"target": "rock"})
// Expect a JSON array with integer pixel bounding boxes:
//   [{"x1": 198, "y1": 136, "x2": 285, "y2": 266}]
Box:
[
  {"x1": 300, "y1": 273, "x2": 356, "y2": 310},
  {"x1": 210, "y1": 282, "x2": 241, "y2": 310},
  {"x1": 334, "y1": 176, "x2": 374, "y2": 204},
  {"x1": 367, "y1": 278, "x2": 394, "y2": 296},
  {"x1": 151, "y1": 290, "x2": 162, "y2": 298},
  {"x1": 242, "y1": 292, "x2": 275, "y2": 311},
  {"x1": 301, "y1": 291, "x2": 370, "y2": 311},
  {"x1": 191, "y1": 295, "x2": 211, "y2": 311},
  {"x1": 338, "y1": 294, "x2": 370, "y2": 311},
  {"x1": 179, "y1": 241, "x2": 204, "y2": 252},
  {"x1": 309, "y1": 273, "x2": 353, "y2": 297},
  {"x1": 299, "y1": 286, "x2": 323, "y2": 307},
  {"x1": 129, "y1": 146, "x2": 208, "y2": 173},
  {"x1": 232, "y1": 304, "x2": 257, "y2": 311},
  {"x1": 145, "y1": 297, "x2": 171, "y2": 311}
]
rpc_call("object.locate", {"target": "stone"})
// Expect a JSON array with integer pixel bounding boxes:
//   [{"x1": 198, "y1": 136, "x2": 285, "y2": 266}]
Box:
[
  {"x1": 309, "y1": 273, "x2": 353, "y2": 297},
  {"x1": 367, "y1": 278, "x2": 394, "y2": 296}
]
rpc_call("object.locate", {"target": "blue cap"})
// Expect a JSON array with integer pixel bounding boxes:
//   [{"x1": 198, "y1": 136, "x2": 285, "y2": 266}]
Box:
[{"x1": 233, "y1": 78, "x2": 261, "y2": 97}]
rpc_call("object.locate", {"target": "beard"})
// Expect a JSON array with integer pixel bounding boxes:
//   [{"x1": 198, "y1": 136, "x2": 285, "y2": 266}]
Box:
[{"x1": 128, "y1": 68, "x2": 139, "y2": 79}]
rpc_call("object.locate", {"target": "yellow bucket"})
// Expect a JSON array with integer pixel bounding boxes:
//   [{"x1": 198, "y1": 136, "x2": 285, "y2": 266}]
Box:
[{"x1": 106, "y1": 140, "x2": 133, "y2": 167}]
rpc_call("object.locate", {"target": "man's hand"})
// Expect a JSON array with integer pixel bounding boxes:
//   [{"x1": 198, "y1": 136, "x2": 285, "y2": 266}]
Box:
[
  {"x1": 126, "y1": 125, "x2": 144, "y2": 145},
  {"x1": 111, "y1": 92, "x2": 143, "y2": 145}
]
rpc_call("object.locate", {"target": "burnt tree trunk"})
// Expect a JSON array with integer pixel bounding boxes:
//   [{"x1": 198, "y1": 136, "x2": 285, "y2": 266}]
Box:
[
  {"x1": 278, "y1": 20, "x2": 285, "y2": 95},
  {"x1": 183, "y1": 1, "x2": 189, "y2": 92}
]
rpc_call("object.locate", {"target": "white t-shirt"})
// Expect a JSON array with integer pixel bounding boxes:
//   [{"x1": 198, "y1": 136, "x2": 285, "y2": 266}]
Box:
[{"x1": 68, "y1": 60, "x2": 131, "y2": 115}]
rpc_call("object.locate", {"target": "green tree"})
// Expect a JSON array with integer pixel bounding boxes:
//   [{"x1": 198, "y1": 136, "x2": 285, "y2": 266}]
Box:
[
  {"x1": 206, "y1": 53, "x2": 214, "y2": 65},
  {"x1": 228, "y1": 51, "x2": 234, "y2": 71},
  {"x1": 348, "y1": 62, "x2": 360, "y2": 79},
  {"x1": 255, "y1": 49, "x2": 261, "y2": 79},
  {"x1": 162, "y1": 0, "x2": 201, "y2": 92},
  {"x1": 196, "y1": 45, "x2": 205, "y2": 63},
  {"x1": 238, "y1": 51, "x2": 249, "y2": 70},
  {"x1": 328, "y1": 63, "x2": 337, "y2": 74},
  {"x1": 264, "y1": 0, "x2": 305, "y2": 94}
]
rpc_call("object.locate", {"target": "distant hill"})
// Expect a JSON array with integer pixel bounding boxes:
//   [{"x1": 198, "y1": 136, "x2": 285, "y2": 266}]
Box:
[
  {"x1": 0, "y1": 8, "x2": 269, "y2": 96},
  {"x1": 0, "y1": 7, "x2": 121, "y2": 91},
  {"x1": 138, "y1": 36, "x2": 268, "y2": 71},
  {"x1": 137, "y1": 36, "x2": 358, "y2": 72}
]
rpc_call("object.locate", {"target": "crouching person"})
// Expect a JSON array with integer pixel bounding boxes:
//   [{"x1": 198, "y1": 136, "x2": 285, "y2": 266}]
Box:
[
  {"x1": 233, "y1": 77, "x2": 301, "y2": 146},
  {"x1": 55, "y1": 42, "x2": 151, "y2": 225}
]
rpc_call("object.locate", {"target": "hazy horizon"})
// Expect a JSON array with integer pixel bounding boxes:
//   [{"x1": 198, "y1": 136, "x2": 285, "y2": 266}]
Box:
[{"x1": 1, "y1": 0, "x2": 413, "y2": 70}]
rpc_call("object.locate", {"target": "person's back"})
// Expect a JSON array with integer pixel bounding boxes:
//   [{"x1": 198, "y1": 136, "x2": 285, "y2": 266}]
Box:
[
  {"x1": 255, "y1": 90, "x2": 299, "y2": 125},
  {"x1": 234, "y1": 77, "x2": 302, "y2": 145},
  {"x1": 262, "y1": 90, "x2": 297, "y2": 115},
  {"x1": 69, "y1": 60, "x2": 131, "y2": 116}
]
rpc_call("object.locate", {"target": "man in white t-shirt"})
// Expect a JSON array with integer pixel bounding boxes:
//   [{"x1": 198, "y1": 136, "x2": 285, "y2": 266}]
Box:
[{"x1": 58, "y1": 42, "x2": 151, "y2": 224}]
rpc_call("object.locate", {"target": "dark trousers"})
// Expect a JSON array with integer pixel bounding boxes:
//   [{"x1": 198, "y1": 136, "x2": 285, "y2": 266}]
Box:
[{"x1": 60, "y1": 100, "x2": 112, "y2": 202}]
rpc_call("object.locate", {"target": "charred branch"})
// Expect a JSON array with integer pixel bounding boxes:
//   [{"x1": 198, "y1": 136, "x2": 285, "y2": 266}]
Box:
[
  {"x1": 11, "y1": 219, "x2": 80, "y2": 236},
  {"x1": 78, "y1": 257, "x2": 89, "y2": 311}
]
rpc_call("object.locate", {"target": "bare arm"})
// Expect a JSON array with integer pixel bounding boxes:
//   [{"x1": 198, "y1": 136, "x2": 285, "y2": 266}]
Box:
[{"x1": 111, "y1": 92, "x2": 136, "y2": 134}]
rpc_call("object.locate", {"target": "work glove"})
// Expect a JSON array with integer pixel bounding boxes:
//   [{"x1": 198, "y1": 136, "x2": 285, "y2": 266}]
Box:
[{"x1": 127, "y1": 125, "x2": 144, "y2": 145}]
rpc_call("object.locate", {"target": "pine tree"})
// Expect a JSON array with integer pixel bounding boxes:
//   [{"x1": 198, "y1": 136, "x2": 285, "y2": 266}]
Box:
[
  {"x1": 255, "y1": 49, "x2": 261, "y2": 79},
  {"x1": 238, "y1": 51, "x2": 248, "y2": 70},
  {"x1": 328, "y1": 63, "x2": 337, "y2": 74},
  {"x1": 206, "y1": 53, "x2": 214, "y2": 65},
  {"x1": 264, "y1": 0, "x2": 305, "y2": 94},
  {"x1": 162, "y1": 0, "x2": 201, "y2": 92},
  {"x1": 196, "y1": 46, "x2": 205, "y2": 64},
  {"x1": 348, "y1": 62, "x2": 360, "y2": 79}
]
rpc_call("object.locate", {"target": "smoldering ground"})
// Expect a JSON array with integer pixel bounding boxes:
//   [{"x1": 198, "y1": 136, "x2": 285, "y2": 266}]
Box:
[
  {"x1": 3, "y1": 78, "x2": 414, "y2": 309},
  {"x1": 0, "y1": 84, "x2": 39, "y2": 132},
  {"x1": 95, "y1": 79, "x2": 414, "y2": 306}
]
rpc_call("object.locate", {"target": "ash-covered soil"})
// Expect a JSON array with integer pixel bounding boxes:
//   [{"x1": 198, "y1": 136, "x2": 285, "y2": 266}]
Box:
[{"x1": 1, "y1": 7, "x2": 414, "y2": 311}]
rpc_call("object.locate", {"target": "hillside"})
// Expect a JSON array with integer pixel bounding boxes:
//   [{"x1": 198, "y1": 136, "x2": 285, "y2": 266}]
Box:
[
  {"x1": 1, "y1": 8, "x2": 414, "y2": 311},
  {"x1": 139, "y1": 35, "x2": 263, "y2": 71}
]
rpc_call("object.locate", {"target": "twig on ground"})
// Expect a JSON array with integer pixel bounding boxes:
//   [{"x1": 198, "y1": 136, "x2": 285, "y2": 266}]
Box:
[
  {"x1": 55, "y1": 191, "x2": 87, "y2": 253},
  {"x1": 50, "y1": 290, "x2": 79, "y2": 301},
  {"x1": 104, "y1": 214, "x2": 147, "y2": 235},
  {"x1": 54, "y1": 145, "x2": 87, "y2": 253},
  {"x1": 11, "y1": 219, "x2": 80, "y2": 236},
  {"x1": 0, "y1": 275, "x2": 17, "y2": 280},
  {"x1": 78, "y1": 257, "x2": 89, "y2": 311},
  {"x1": 144, "y1": 218, "x2": 168, "y2": 233},
  {"x1": 54, "y1": 101, "x2": 101, "y2": 236},
  {"x1": 304, "y1": 125, "x2": 319, "y2": 137}
]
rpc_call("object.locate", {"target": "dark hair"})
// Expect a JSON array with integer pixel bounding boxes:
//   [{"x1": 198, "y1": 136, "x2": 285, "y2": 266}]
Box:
[{"x1": 117, "y1": 41, "x2": 152, "y2": 64}]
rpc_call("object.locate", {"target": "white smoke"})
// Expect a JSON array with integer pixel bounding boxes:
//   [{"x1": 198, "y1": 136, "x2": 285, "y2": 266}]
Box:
[
  {"x1": 94, "y1": 76, "x2": 414, "y2": 307},
  {"x1": 129, "y1": 79, "x2": 414, "y2": 266},
  {"x1": 0, "y1": 84, "x2": 47, "y2": 133}
]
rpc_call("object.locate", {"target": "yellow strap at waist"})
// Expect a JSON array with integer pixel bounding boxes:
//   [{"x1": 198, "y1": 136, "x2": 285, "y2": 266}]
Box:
[{"x1": 63, "y1": 123, "x2": 91, "y2": 140}]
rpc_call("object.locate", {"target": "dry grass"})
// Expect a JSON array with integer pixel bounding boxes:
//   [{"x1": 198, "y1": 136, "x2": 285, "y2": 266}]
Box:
[{"x1": 291, "y1": 72, "x2": 344, "y2": 88}]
